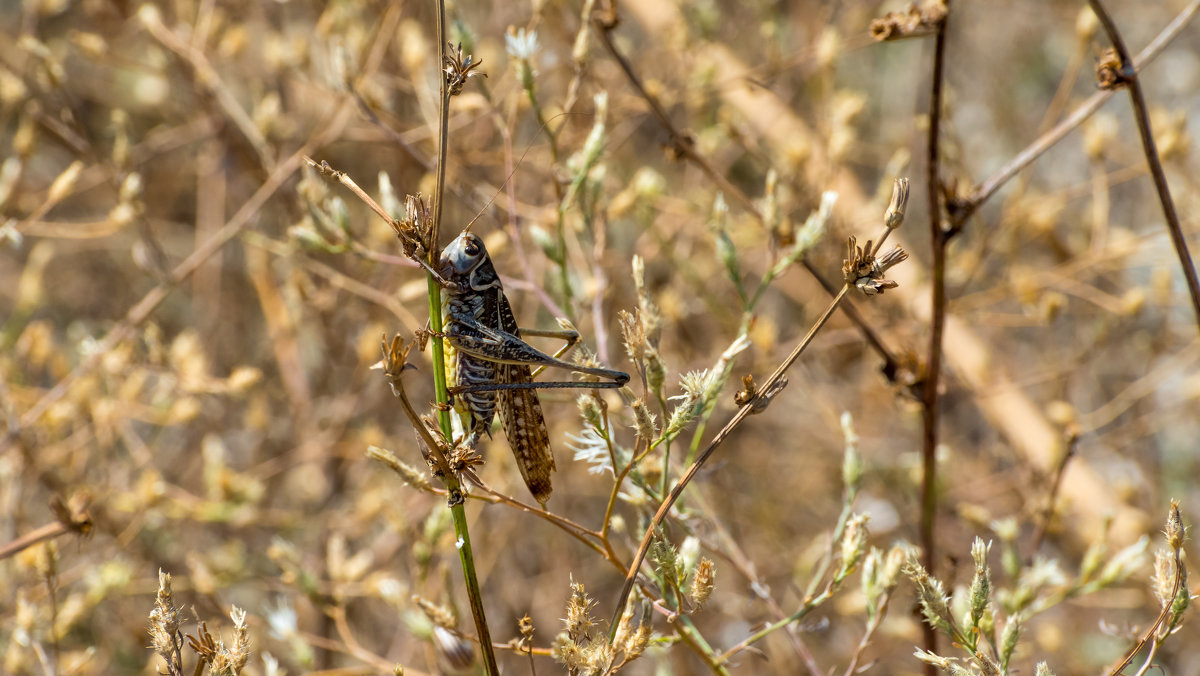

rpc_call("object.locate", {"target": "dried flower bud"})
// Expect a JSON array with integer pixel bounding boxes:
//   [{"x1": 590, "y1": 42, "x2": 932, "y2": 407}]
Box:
[
  {"x1": 1035, "y1": 662, "x2": 1057, "y2": 676},
  {"x1": 999, "y1": 613, "x2": 1022, "y2": 670},
  {"x1": 968, "y1": 538, "x2": 992, "y2": 628},
  {"x1": 577, "y1": 393, "x2": 604, "y2": 431},
  {"x1": 1165, "y1": 500, "x2": 1185, "y2": 551},
  {"x1": 885, "y1": 177, "x2": 910, "y2": 230},
  {"x1": 905, "y1": 557, "x2": 957, "y2": 635},
  {"x1": 840, "y1": 514, "x2": 870, "y2": 575},
  {"x1": 413, "y1": 596, "x2": 456, "y2": 630}
]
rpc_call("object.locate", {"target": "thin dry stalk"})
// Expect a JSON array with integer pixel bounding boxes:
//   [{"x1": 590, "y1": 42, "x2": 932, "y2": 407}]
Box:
[
  {"x1": 591, "y1": 10, "x2": 903, "y2": 382},
  {"x1": 1085, "y1": 0, "x2": 1200, "y2": 331},
  {"x1": 919, "y1": 3, "x2": 951, "y2": 670},
  {"x1": 950, "y1": 0, "x2": 1200, "y2": 226}
]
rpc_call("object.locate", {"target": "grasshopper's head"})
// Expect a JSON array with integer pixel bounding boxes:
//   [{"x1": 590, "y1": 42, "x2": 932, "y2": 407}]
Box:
[{"x1": 439, "y1": 232, "x2": 490, "y2": 280}]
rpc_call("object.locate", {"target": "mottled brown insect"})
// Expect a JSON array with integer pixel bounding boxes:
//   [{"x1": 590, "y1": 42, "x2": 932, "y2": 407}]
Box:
[{"x1": 437, "y1": 232, "x2": 629, "y2": 505}]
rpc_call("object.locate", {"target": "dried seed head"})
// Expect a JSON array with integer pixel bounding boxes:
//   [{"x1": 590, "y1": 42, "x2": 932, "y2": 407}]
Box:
[
  {"x1": 1165, "y1": 500, "x2": 1185, "y2": 551},
  {"x1": 443, "y1": 42, "x2": 486, "y2": 96},
  {"x1": 1095, "y1": 48, "x2": 1127, "y2": 91},
  {"x1": 689, "y1": 558, "x2": 716, "y2": 609},
  {"x1": 518, "y1": 614, "x2": 535, "y2": 653},
  {"x1": 1035, "y1": 662, "x2": 1057, "y2": 676}
]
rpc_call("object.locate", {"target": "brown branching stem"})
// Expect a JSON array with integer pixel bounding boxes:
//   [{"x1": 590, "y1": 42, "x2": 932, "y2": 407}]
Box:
[
  {"x1": 591, "y1": 16, "x2": 902, "y2": 383},
  {"x1": 1105, "y1": 504, "x2": 1187, "y2": 675},
  {"x1": 609, "y1": 283, "x2": 850, "y2": 635},
  {"x1": 920, "y1": 4, "x2": 950, "y2": 670},
  {"x1": 1085, "y1": 0, "x2": 1200, "y2": 332},
  {"x1": 949, "y1": 0, "x2": 1200, "y2": 227}
]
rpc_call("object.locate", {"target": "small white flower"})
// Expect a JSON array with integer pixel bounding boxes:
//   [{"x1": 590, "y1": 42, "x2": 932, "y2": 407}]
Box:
[
  {"x1": 505, "y1": 28, "x2": 539, "y2": 60},
  {"x1": 567, "y1": 428, "x2": 613, "y2": 476}
]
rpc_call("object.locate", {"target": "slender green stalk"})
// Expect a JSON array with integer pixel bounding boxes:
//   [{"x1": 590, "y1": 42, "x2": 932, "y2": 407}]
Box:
[{"x1": 427, "y1": 2, "x2": 497, "y2": 673}]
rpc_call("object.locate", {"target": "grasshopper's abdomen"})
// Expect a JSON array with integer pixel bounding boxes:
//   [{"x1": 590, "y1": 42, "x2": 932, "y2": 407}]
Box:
[{"x1": 442, "y1": 293, "x2": 498, "y2": 439}]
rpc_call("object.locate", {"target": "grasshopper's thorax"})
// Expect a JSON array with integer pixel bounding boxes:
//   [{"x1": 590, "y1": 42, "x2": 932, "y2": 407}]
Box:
[{"x1": 439, "y1": 233, "x2": 506, "y2": 437}]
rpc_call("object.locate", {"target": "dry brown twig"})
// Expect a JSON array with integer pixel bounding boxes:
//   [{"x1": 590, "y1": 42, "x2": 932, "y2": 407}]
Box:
[{"x1": 608, "y1": 178, "x2": 911, "y2": 635}]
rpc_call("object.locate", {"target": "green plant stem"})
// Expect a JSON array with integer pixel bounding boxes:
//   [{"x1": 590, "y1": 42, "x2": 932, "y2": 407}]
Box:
[{"x1": 428, "y1": 2, "x2": 497, "y2": 674}]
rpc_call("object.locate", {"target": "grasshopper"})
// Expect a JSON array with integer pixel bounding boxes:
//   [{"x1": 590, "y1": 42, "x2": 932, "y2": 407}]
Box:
[{"x1": 430, "y1": 232, "x2": 629, "y2": 505}]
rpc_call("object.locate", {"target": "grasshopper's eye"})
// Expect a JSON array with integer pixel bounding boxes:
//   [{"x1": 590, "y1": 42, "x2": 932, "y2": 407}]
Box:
[{"x1": 463, "y1": 238, "x2": 481, "y2": 257}]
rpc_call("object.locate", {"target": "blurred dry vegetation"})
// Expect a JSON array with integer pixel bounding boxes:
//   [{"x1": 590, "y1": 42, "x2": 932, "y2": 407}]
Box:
[{"x1": 1, "y1": 0, "x2": 1198, "y2": 674}]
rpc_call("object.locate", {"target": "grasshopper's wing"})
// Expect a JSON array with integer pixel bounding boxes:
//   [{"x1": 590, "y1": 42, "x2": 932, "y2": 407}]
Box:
[
  {"x1": 494, "y1": 291, "x2": 556, "y2": 505},
  {"x1": 498, "y1": 363, "x2": 555, "y2": 505}
]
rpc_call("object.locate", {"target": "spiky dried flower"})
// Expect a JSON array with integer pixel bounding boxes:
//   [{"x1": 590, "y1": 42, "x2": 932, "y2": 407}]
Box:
[
  {"x1": 443, "y1": 42, "x2": 486, "y2": 96},
  {"x1": 905, "y1": 557, "x2": 957, "y2": 635},
  {"x1": 207, "y1": 607, "x2": 250, "y2": 676},
  {"x1": 565, "y1": 579, "x2": 599, "y2": 641},
  {"x1": 1035, "y1": 663, "x2": 1057, "y2": 676},
  {"x1": 148, "y1": 570, "x2": 183, "y2": 676},
  {"x1": 624, "y1": 624, "x2": 651, "y2": 662},
  {"x1": 689, "y1": 558, "x2": 716, "y2": 609},
  {"x1": 394, "y1": 194, "x2": 432, "y2": 260}
]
